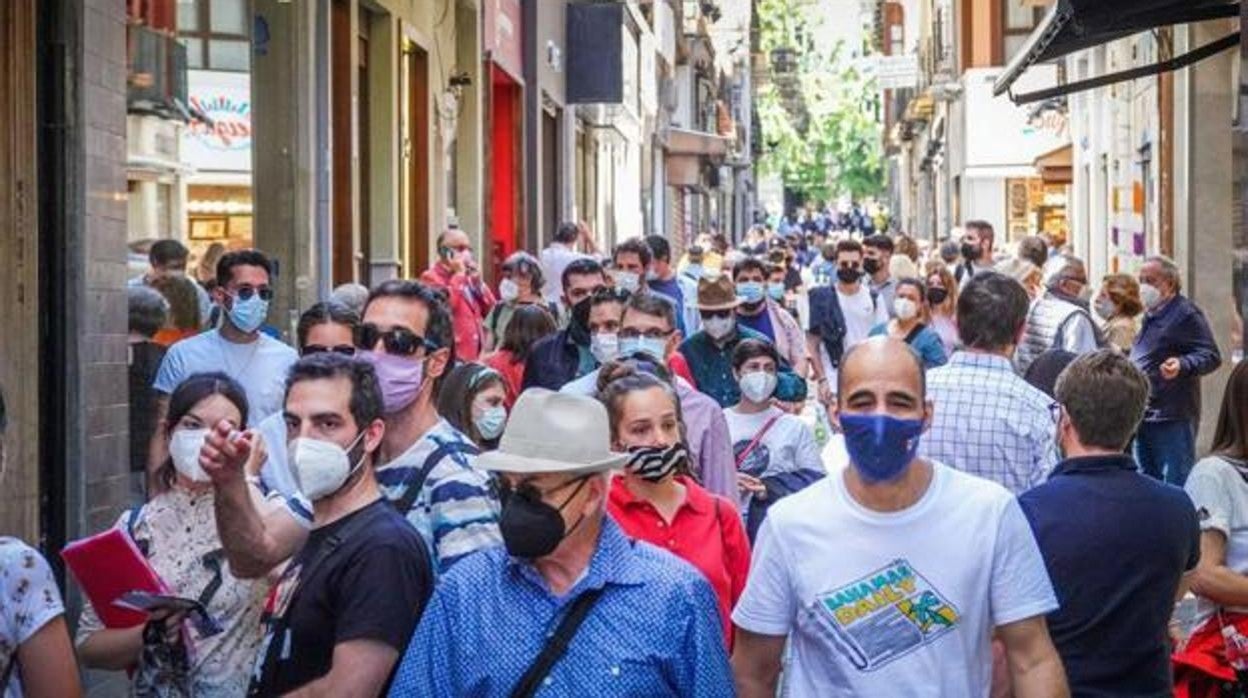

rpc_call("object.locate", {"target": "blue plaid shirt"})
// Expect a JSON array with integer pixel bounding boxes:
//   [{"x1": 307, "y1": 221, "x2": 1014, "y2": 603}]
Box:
[
  {"x1": 388, "y1": 517, "x2": 733, "y2": 697},
  {"x1": 918, "y1": 351, "x2": 1059, "y2": 494}
]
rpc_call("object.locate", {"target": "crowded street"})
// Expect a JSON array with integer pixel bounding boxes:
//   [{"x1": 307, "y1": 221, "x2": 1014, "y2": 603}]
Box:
[{"x1": 2, "y1": 0, "x2": 1248, "y2": 696}]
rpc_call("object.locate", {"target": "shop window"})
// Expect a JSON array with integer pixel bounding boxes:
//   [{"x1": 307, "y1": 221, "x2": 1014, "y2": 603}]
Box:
[
  {"x1": 1002, "y1": 1, "x2": 1044, "y2": 64},
  {"x1": 177, "y1": 0, "x2": 251, "y2": 72}
]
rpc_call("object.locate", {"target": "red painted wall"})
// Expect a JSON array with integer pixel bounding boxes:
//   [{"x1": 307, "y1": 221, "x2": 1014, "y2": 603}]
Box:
[{"x1": 490, "y1": 66, "x2": 521, "y2": 280}]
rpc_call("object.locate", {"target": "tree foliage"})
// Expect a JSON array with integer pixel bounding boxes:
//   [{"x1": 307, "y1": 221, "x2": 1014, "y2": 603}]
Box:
[{"x1": 755, "y1": 0, "x2": 885, "y2": 203}]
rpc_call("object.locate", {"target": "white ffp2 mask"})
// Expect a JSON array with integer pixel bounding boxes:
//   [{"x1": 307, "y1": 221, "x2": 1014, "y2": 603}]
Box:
[{"x1": 291, "y1": 432, "x2": 367, "y2": 501}]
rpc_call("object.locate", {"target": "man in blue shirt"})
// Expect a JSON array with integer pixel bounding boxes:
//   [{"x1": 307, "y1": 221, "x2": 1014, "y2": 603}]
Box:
[
  {"x1": 1130, "y1": 255, "x2": 1222, "y2": 485},
  {"x1": 1020, "y1": 350, "x2": 1200, "y2": 696},
  {"x1": 646, "y1": 234, "x2": 698, "y2": 335},
  {"x1": 389, "y1": 389, "x2": 733, "y2": 697}
]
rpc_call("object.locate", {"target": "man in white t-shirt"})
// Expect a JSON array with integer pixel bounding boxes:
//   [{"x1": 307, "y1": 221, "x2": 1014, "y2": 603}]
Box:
[
  {"x1": 732, "y1": 337, "x2": 1067, "y2": 698},
  {"x1": 149, "y1": 249, "x2": 298, "y2": 490},
  {"x1": 804, "y1": 239, "x2": 888, "y2": 406},
  {"x1": 540, "y1": 221, "x2": 597, "y2": 305}
]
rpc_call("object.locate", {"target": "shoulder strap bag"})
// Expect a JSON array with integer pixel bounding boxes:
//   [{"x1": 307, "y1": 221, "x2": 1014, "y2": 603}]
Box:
[
  {"x1": 391, "y1": 439, "x2": 481, "y2": 516},
  {"x1": 735, "y1": 415, "x2": 782, "y2": 471},
  {"x1": 509, "y1": 587, "x2": 606, "y2": 698}
]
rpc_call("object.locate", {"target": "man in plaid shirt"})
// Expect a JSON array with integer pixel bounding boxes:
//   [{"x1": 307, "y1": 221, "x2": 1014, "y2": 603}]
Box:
[{"x1": 919, "y1": 272, "x2": 1059, "y2": 493}]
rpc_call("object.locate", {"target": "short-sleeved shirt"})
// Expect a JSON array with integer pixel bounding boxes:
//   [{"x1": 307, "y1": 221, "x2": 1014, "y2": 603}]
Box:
[
  {"x1": 737, "y1": 308, "x2": 776, "y2": 343},
  {"x1": 1187, "y1": 455, "x2": 1248, "y2": 621},
  {"x1": 250, "y1": 499, "x2": 433, "y2": 695},
  {"x1": 0, "y1": 539, "x2": 65, "y2": 698},
  {"x1": 723, "y1": 406, "x2": 823, "y2": 510},
  {"x1": 1019, "y1": 454, "x2": 1200, "y2": 696},
  {"x1": 732, "y1": 462, "x2": 1057, "y2": 697},
  {"x1": 153, "y1": 329, "x2": 298, "y2": 426}
]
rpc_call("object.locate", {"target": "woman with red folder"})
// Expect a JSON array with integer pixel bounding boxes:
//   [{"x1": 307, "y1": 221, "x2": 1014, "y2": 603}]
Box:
[{"x1": 77, "y1": 374, "x2": 282, "y2": 695}]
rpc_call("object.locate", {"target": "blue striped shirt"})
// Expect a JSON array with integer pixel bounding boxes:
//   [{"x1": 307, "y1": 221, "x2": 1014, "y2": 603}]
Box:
[{"x1": 374, "y1": 420, "x2": 502, "y2": 573}]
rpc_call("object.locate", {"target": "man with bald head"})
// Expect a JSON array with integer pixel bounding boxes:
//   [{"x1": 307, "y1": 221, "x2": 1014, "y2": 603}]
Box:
[{"x1": 733, "y1": 337, "x2": 1068, "y2": 698}]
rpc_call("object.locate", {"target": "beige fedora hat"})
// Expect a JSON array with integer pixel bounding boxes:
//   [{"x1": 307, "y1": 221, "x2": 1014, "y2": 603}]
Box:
[
  {"x1": 696, "y1": 274, "x2": 743, "y2": 311},
  {"x1": 476, "y1": 389, "x2": 629, "y2": 476}
]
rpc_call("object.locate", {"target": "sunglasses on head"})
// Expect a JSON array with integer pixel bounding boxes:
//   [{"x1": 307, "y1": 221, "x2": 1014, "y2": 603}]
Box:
[
  {"x1": 303, "y1": 344, "x2": 357, "y2": 357},
  {"x1": 232, "y1": 286, "x2": 275, "y2": 301},
  {"x1": 359, "y1": 323, "x2": 439, "y2": 357}
]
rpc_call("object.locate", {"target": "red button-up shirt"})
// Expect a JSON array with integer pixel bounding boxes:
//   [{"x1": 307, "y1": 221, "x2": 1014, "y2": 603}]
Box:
[
  {"x1": 420, "y1": 263, "x2": 496, "y2": 361},
  {"x1": 607, "y1": 474, "x2": 751, "y2": 647}
]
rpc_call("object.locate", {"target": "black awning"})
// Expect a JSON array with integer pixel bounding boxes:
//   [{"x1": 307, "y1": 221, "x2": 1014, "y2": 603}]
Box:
[{"x1": 994, "y1": 0, "x2": 1239, "y2": 103}]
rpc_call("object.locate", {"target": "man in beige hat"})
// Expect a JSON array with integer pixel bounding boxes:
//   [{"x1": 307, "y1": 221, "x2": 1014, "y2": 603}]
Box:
[
  {"x1": 387, "y1": 389, "x2": 734, "y2": 696},
  {"x1": 677, "y1": 275, "x2": 801, "y2": 408}
]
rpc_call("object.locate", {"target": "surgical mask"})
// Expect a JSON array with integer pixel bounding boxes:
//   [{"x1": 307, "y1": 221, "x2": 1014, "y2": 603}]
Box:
[
  {"x1": 926, "y1": 287, "x2": 949, "y2": 305},
  {"x1": 623, "y1": 443, "x2": 688, "y2": 482},
  {"x1": 1094, "y1": 296, "x2": 1116, "y2": 320},
  {"x1": 863, "y1": 258, "x2": 882, "y2": 275},
  {"x1": 737, "y1": 281, "x2": 765, "y2": 304},
  {"x1": 685, "y1": 264, "x2": 705, "y2": 280},
  {"x1": 645, "y1": 270, "x2": 659, "y2": 282},
  {"x1": 1140, "y1": 283, "x2": 1163, "y2": 311},
  {"x1": 893, "y1": 298, "x2": 919, "y2": 321},
  {"x1": 169, "y1": 428, "x2": 211, "y2": 483},
  {"x1": 961, "y1": 242, "x2": 981, "y2": 261},
  {"x1": 738, "y1": 371, "x2": 777, "y2": 403},
  {"x1": 228, "y1": 294, "x2": 269, "y2": 333},
  {"x1": 767, "y1": 284, "x2": 786, "y2": 302},
  {"x1": 358, "y1": 350, "x2": 425, "y2": 414},
  {"x1": 840, "y1": 413, "x2": 925, "y2": 483},
  {"x1": 619, "y1": 336, "x2": 668, "y2": 362},
  {"x1": 499, "y1": 476, "x2": 589, "y2": 559},
  {"x1": 590, "y1": 332, "x2": 620, "y2": 364},
  {"x1": 702, "y1": 315, "x2": 736, "y2": 341},
  {"x1": 615, "y1": 271, "x2": 641, "y2": 294},
  {"x1": 291, "y1": 431, "x2": 367, "y2": 501},
  {"x1": 499, "y1": 278, "x2": 520, "y2": 302},
  {"x1": 1076, "y1": 284, "x2": 1093, "y2": 304},
  {"x1": 836, "y1": 267, "x2": 862, "y2": 284},
  {"x1": 474, "y1": 405, "x2": 507, "y2": 441}
]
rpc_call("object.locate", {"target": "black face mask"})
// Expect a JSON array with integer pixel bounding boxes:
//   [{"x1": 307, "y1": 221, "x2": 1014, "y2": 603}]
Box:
[
  {"x1": 567, "y1": 297, "x2": 593, "y2": 347},
  {"x1": 497, "y1": 476, "x2": 589, "y2": 559},
  {"x1": 837, "y1": 267, "x2": 862, "y2": 284},
  {"x1": 926, "y1": 287, "x2": 949, "y2": 305},
  {"x1": 961, "y1": 243, "x2": 981, "y2": 262},
  {"x1": 862, "y1": 258, "x2": 882, "y2": 275}
]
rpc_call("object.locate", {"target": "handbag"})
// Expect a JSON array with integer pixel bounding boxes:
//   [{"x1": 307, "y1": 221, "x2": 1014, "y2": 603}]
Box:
[{"x1": 734, "y1": 415, "x2": 782, "y2": 472}]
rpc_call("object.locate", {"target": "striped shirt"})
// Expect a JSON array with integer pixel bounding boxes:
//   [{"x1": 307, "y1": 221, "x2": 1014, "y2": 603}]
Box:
[
  {"x1": 918, "y1": 351, "x2": 1059, "y2": 494},
  {"x1": 375, "y1": 420, "x2": 502, "y2": 573}
]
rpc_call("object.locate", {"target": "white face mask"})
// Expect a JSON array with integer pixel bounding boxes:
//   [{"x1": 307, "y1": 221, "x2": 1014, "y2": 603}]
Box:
[
  {"x1": 590, "y1": 332, "x2": 620, "y2": 364},
  {"x1": 1139, "y1": 282, "x2": 1163, "y2": 311},
  {"x1": 738, "y1": 371, "x2": 778, "y2": 403},
  {"x1": 893, "y1": 297, "x2": 919, "y2": 321},
  {"x1": 703, "y1": 315, "x2": 736, "y2": 340},
  {"x1": 474, "y1": 404, "x2": 508, "y2": 440},
  {"x1": 615, "y1": 271, "x2": 641, "y2": 294},
  {"x1": 1094, "y1": 296, "x2": 1116, "y2": 320},
  {"x1": 499, "y1": 278, "x2": 520, "y2": 302},
  {"x1": 291, "y1": 431, "x2": 367, "y2": 501},
  {"x1": 169, "y1": 428, "x2": 212, "y2": 483}
]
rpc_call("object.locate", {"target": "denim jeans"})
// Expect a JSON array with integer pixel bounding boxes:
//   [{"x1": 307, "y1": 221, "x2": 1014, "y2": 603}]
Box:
[{"x1": 1134, "y1": 419, "x2": 1196, "y2": 486}]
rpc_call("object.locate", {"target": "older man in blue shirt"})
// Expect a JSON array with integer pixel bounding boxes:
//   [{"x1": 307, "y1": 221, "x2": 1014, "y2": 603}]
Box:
[
  {"x1": 388, "y1": 389, "x2": 732, "y2": 697},
  {"x1": 1130, "y1": 255, "x2": 1222, "y2": 485}
]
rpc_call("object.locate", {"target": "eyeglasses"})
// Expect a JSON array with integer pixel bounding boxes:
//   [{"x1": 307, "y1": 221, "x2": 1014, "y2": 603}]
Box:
[
  {"x1": 303, "y1": 344, "x2": 357, "y2": 357},
  {"x1": 231, "y1": 286, "x2": 275, "y2": 301},
  {"x1": 490, "y1": 474, "x2": 588, "y2": 507},
  {"x1": 701, "y1": 310, "x2": 733, "y2": 320},
  {"x1": 359, "y1": 323, "x2": 439, "y2": 357},
  {"x1": 620, "y1": 327, "x2": 673, "y2": 340}
]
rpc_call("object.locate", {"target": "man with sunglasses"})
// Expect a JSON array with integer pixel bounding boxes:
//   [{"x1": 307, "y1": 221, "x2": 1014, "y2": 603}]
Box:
[
  {"x1": 523, "y1": 259, "x2": 617, "y2": 391},
  {"x1": 388, "y1": 390, "x2": 733, "y2": 696},
  {"x1": 204, "y1": 280, "x2": 501, "y2": 578},
  {"x1": 420, "y1": 228, "x2": 496, "y2": 362},
  {"x1": 805, "y1": 239, "x2": 887, "y2": 407},
  {"x1": 149, "y1": 249, "x2": 297, "y2": 494}
]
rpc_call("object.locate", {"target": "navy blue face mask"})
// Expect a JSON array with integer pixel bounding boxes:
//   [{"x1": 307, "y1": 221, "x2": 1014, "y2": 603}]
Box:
[{"x1": 840, "y1": 414, "x2": 926, "y2": 483}]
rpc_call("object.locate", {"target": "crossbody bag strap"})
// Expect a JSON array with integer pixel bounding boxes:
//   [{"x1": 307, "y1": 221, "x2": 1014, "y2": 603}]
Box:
[
  {"x1": 509, "y1": 587, "x2": 606, "y2": 698},
  {"x1": 391, "y1": 439, "x2": 481, "y2": 516},
  {"x1": 0, "y1": 652, "x2": 16, "y2": 692},
  {"x1": 903, "y1": 323, "x2": 926, "y2": 346},
  {"x1": 735, "y1": 415, "x2": 782, "y2": 470}
]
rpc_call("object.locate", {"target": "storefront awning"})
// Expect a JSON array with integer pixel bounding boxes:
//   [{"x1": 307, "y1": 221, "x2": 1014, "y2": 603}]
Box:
[
  {"x1": 993, "y1": 0, "x2": 1240, "y2": 104},
  {"x1": 664, "y1": 127, "x2": 732, "y2": 157},
  {"x1": 1033, "y1": 144, "x2": 1073, "y2": 184}
]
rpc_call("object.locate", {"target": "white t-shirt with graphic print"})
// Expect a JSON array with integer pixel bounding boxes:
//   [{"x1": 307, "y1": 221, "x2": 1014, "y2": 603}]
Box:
[
  {"x1": 732, "y1": 461, "x2": 1056, "y2": 697},
  {"x1": 0, "y1": 538, "x2": 65, "y2": 698}
]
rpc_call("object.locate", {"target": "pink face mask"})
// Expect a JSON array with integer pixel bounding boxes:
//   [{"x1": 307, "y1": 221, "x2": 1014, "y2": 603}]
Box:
[{"x1": 358, "y1": 350, "x2": 425, "y2": 415}]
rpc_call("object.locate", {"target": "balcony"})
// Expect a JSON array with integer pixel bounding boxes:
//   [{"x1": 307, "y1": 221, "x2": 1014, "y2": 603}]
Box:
[{"x1": 127, "y1": 23, "x2": 188, "y2": 120}]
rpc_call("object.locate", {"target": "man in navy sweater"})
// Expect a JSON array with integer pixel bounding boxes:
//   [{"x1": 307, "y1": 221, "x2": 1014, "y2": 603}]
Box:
[{"x1": 1130, "y1": 255, "x2": 1221, "y2": 485}]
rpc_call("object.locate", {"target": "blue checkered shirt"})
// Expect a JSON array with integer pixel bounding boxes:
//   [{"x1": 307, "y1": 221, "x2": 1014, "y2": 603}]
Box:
[{"x1": 918, "y1": 351, "x2": 1059, "y2": 494}]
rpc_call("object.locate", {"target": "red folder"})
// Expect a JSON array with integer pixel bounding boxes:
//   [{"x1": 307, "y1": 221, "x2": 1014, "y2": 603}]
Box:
[{"x1": 61, "y1": 528, "x2": 168, "y2": 628}]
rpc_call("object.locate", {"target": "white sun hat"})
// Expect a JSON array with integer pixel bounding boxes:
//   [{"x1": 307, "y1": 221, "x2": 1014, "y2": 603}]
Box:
[{"x1": 476, "y1": 389, "x2": 629, "y2": 476}]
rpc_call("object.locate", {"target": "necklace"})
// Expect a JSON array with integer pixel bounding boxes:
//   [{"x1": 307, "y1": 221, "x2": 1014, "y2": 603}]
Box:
[{"x1": 217, "y1": 330, "x2": 262, "y2": 378}]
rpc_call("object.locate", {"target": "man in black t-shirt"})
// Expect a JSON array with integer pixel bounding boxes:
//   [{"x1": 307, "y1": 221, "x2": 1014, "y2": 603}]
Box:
[{"x1": 200, "y1": 353, "x2": 433, "y2": 695}]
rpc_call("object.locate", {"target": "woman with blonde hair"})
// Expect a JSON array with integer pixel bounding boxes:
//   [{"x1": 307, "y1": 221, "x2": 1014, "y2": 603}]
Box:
[
  {"x1": 924, "y1": 260, "x2": 960, "y2": 355},
  {"x1": 1094, "y1": 273, "x2": 1144, "y2": 352}
]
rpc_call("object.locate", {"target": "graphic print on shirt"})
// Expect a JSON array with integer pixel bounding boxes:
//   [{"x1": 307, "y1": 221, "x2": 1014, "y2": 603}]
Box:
[
  {"x1": 732, "y1": 440, "x2": 771, "y2": 477},
  {"x1": 811, "y1": 559, "x2": 960, "y2": 671},
  {"x1": 251, "y1": 561, "x2": 303, "y2": 681}
]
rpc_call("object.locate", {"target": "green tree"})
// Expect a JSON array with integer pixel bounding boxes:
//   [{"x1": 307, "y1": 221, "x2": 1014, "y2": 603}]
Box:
[{"x1": 755, "y1": 0, "x2": 885, "y2": 203}]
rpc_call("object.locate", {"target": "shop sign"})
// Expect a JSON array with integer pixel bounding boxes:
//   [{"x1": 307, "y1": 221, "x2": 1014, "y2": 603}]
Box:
[{"x1": 183, "y1": 70, "x2": 251, "y2": 173}]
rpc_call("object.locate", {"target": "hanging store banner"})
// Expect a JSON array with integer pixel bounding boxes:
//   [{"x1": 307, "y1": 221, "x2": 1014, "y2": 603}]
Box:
[{"x1": 183, "y1": 70, "x2": 252, "y2": 173}]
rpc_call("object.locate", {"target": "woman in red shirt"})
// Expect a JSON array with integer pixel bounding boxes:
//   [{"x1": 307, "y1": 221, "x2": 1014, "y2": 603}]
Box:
[
  {"x1": 481, "y1": 304, "x2": 557, "y2": 408},
  {"x1": 598, "y1": 360, "x2": 751, "y2": 649}
]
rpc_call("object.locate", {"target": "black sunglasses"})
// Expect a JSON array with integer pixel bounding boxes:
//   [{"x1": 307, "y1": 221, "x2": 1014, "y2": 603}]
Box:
[
  {"x1": 303, "y1": 344, "x2": 357, "y2": 357},
  {"x1": 490, "y1": 474, "x2": 588, "y2": 507},
  {"x1": 232, "y1": 286, "x2": 275, "y2": 301},
  {"x1": 701, "y1": 309, "x2": 733, "y2": 320},
  {"x1": 359, "y1": 323, "x2": 439, "y2": 357}
]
